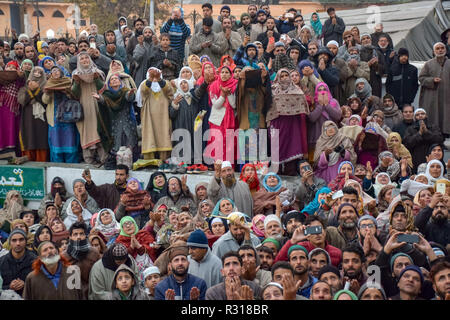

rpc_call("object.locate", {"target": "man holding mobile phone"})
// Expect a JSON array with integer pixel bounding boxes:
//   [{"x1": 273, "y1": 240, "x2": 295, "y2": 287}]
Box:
[
  {"x1": 295, "y1": 160, "x2": 327, "y2": 210},
  {"x1": 414, "y1": 191, "x2": 449, "y2": 248},
  {"x1": 189, "y1": 17, "x2": 221, "y2": 66},
  {"x1": 275, "y1": 215, "x2": 342, "y2": 268}
]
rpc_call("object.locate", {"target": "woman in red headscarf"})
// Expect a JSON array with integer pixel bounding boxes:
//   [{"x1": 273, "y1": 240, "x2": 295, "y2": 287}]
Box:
[
  {"x1": 0, "y1": 61, "x2": 26, "y2": 154},
  {"x1": 239, "y1": 163, "x2": 260, "y2": 196},
  {"x1": 220, "y1": 55, "x2": 236, "y2": 71},
  {"x1": 205, "y1": 66, "x2": 239, "y2": 163}
]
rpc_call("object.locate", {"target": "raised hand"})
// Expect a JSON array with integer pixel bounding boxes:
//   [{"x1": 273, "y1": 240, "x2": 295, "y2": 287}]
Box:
[
  {"x1": 190, "y1": 287, "x2": 200, "y2": 300},
  {"x1": 165, "y1": 288, "x2": 176, "y2": 300}
]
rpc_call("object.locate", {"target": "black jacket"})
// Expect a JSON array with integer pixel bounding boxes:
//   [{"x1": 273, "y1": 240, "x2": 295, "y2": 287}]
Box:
[
  {"x1": 392, "y1": 120, "x2": 414, "y2": 137},
  {"x1": 313, "y1": 47, "x2": 340, "y2": 92},
  {"x1": 256, "y1": 30, "x2": 280, "y2": 50},
  {"x1": 414, "y1": 206, "x2": 450, "y2": 248},
  {"x1": 403, "y1": 120, "x2": 444, "y2": 172},
  {"x1": 322, "y1": 16, "x2": 346, "y2": 45},
  {"x1": 0, "y1": 249, "x2": 37, "y2": 296},
  {"x1": 386, "y1": 57, "x2": 419, "y2": 107}
]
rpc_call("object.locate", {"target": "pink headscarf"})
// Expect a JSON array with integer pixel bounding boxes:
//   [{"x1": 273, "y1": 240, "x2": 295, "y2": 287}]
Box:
[
  {"x1": 314, "y1": 82, "x2": 340, "y2": 119},
  {"x1": 252, "y1": 214, "x2": 266, "y2": 237}
]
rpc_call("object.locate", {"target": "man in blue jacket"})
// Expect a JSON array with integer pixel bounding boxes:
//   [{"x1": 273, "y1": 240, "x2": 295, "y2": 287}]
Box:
[
  {"x1": 160, "y1": 7, "x2": 191, "y2": 61},
  {"x1": 154, "y1": 246, "x2": 207, "y2": 300}
]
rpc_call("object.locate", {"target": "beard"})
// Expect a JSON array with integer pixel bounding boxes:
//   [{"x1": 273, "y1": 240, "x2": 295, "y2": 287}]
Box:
[
  {"x1": 42, "y1": 254, "x2": 61, "y2": 266},
  {"x1": 170, "y1": 190, "x2": 181, "y2": 197},
  {"x1": 260, "y1": 262, "x2": 271, "y2": 271},
  {"x1": 431, "y1": 212, "x2": 447, "y2": 225},
  {"x1": 173, "y1": 266, "x2": 188, "y2": 277},
  {"x1": 233, "y1": 233, "x2": 245, "y2": 245},
  {"x1": 344, "y1": 267, "x2": 361, "y2": 279},
  {"x1": 223, "y1": 175, "x2": 236, "y2": 188},
  {"x1": 341, "y1": 221, "x2": 356, "y2": 230}
]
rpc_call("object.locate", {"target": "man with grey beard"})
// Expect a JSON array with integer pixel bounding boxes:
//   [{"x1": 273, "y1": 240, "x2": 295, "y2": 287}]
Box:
[
  {"x1": 208, "y1": 160, "x2": 253, "y2": 217},
  {"x1": 23, "y1": 241, "x2": 83, "y2": 300},
  {"x1": 326, "y1": 203, "x2": 360, "y2": 250},
  {"x1": 154, "y1": 176, "x2": 197, "y2": 216},
  {"x1": 419, "y1": 42, "x2": 450, "y2": 143}
]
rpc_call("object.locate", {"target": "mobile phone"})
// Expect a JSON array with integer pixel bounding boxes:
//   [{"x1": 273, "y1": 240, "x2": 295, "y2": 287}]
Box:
[
  {"x1": 397, "y1": 234, "x2": 419, "y2": 244},
  {"x1": 280, "y1": 34, "x2": 287, "y2": 41},
  {"x1": 285, "y1": 13, "x2": 294, "y2": 19},
  {"x1": 282, "y1": 200, "x2": 290, "y2": 207},
  {"x1": 268, "y1": 37, "x2": 275, "y2": 45},
  {"x1": 90, "y1": 42, "x2": 96, "y2": 49},
  {"x1": 304, "y1": 225, "x2": 322, "y2": 236},
  {"x1": 303, "y1": 165, "x2": 312, "y2": 172},
  {"x1": 332, "y1": 190, "x2": 344, "y2": 200},
  {"x1": 436, "y1": 182, "x2": 446, "y2": 195},
  {"x1": 84, "y1": 166, "x2": 90, "y2": 177}
]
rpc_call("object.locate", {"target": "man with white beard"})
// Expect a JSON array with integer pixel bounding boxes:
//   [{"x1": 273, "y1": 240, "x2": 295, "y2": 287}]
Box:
[
  {"x1": 419, "y1": 42, "x2": 450, "y2": 148},
  {"x1": 264, "y1": 214, "x2": 288, "y2": 247},
  {"x1": 208, "y1": 160, "x2": 253, "y2": 217},
  {"x1": 23, "y1": 241, "x2": 83, "y2": 300}
]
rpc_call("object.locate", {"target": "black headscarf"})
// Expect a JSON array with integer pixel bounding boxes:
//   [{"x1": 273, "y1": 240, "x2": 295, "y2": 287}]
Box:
[
  {"x1": 33, "y1": 225, "x2": 53, "y2": 248},
  {"x1": 145, "y1": 171, "x2": 168, "y2": 203}
]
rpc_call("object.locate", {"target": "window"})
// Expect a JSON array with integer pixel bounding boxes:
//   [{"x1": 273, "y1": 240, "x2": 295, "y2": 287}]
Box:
[
  {"x1": 33, "y1": 10, "x2": 44, "y2": 17},
  {"x1": 52, "y1": 10, "x2": 64, "y2": 18}
]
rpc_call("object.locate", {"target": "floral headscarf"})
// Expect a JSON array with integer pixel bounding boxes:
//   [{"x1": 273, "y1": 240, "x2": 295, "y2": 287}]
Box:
[
  {"x1": 251, "y1": 214, "x2": 265, "y2": 237},
  {"x1": 94, "y1": 208, "x2": 120, "y2": 240}
]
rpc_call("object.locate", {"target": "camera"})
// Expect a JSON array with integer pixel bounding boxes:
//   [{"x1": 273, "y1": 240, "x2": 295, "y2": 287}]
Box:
[{"x1": 334, "y1": 145, "x2": 344, "y2": 153}]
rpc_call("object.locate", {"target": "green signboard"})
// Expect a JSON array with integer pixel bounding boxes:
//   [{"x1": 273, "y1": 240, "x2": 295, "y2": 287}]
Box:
[{"x1": 0, "y1": 166, "x2": 45, "y2": 200}]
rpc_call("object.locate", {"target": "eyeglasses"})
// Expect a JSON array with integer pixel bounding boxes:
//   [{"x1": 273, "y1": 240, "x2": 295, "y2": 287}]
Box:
[{"x1": 360, "y1": 223, "x2": 375, "y2": 229}]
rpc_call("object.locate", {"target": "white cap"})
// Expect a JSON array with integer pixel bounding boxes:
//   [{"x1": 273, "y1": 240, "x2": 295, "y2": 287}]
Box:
[
  {"x1": 327, "y1": 40, "x2": 339, "y2": 48},
  {"x1": 264, "y1": 214, "x2": 282, "y2": 230},
  {"x1": 221, "y1": 161, "x2": 232, "y2": 169},
  {"x1": 143, "y1": 266, "x2": 160, "y2": 279}
]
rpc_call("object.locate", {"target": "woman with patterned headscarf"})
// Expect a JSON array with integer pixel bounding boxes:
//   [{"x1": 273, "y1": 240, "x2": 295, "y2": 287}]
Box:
[
  {"x1": 0, "y1": 191, "x2": 27, "y2": 234},
  {"x1": 266, "y1": 68, "x2": 309, "y2": 175},
  {"x1": 71, "y1": 52, "x2": 106, "y2": 164}
]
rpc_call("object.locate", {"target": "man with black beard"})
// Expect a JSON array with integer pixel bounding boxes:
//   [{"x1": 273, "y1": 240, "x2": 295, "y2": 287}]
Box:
[
  {"x1": 62, "y1": 222, "x2": 100, "y2": 299},
  {"x1": 126, "y1": 18, "x2": 146, "y2": 62},
  {"x1": 208, "y1": 160, "x2": 253, "y2": 217},
  {"x1": 403, "y1": 108, "x2": 444, "y2": 172},
  {"x1": 155, "y1": 247, "x2": 207, "y2": 300},
  {"x1": 282, "y1": 211, "x2": 307, "y2": 239},
  {"x1": 132, "y1": 26, "x2": 157, "y2": 85},
  {"x1": 359, "y1": 33, "x2": 385, "y2": 98},
  {"x1": 257, "y1": 246, "x2": 275, "y2": 271},
  {"x1": 392, "y1": 105, "x2": 415, "y2": 137},
  {"x1": 23, "y1": 241, "x2": 82, "y2": 300},
  {"x1": 430, "y1": 260, "x2": 450, "y2": 300},
  {"x1": 415, "y1": 192, "x2": 449, "y2": 248},
  {"x1": 212, "y1": 212, "x2": 261, "y2": 259},
  {"x1": 247, "y1": 4, "x2": 258, "y2": 24},
  {"x1": 250, "y1": 9, "x2": 267, "y2": 42},
  {"x1": 189, "y1": 17, "x2": 221, "y2": 67},
  {"x1": 341, "y1": 244, "x2": 367, "y2": 288},
  {"x1": 154, "y1": 176, "x2": 196, "y2": 216}
]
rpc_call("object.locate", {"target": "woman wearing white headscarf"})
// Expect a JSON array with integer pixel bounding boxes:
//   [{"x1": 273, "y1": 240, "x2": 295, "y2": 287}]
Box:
[
  {"x1": 424, "y1": 159, "x2": 445, "y2": 185},
  {"x1": 137, "y1": 67, "x2": 174, "y2": 161},
  {"x1": 71, "y1": 52, "x2": 107, "y2": 164},
  {"x1": 63, "y1": 198, "x2": 93, "y2": 230},
  {"x1": 94, "y1": 208, "x2": 120, "y2": 245}
]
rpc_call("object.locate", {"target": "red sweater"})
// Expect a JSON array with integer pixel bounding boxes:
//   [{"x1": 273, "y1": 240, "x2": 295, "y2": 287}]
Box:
[{"x1": 275, "y1": 240, "x2": 342, "y2": 268}]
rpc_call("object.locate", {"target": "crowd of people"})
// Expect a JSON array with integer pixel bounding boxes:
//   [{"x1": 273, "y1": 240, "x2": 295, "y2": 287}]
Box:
[{"x1": 0, "y1": 3, "x2": 449, "y2": 301}]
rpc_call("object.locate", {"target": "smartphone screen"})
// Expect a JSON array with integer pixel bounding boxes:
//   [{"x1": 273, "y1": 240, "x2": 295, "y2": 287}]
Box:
[
  {"x1": 436, "y1": 182, "x2": 446, "y2": 195},
  {"x1": 90, "y1": 42, "x2": 96, "y2": 49},
  {"x1": 305, "y1": 226, "x2": 322, "y2": 235},
  {"x1": 332, "y1": 190, "x2": 344, "y2": 200},
  {"x1": 397, "y1": 234, "x2": 419, "y2": 244}
]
